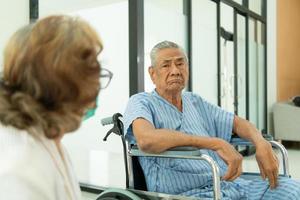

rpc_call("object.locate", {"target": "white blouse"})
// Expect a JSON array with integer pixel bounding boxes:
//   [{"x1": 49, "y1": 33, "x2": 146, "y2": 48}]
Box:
[{"x1": 0, "y1": 124, "x2": 82, "y2": 200}]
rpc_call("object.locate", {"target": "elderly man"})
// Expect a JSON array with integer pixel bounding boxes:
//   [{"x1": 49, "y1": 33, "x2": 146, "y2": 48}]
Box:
[{"x1": 123, "y1": 41, "x2": 300, "y2": 199}]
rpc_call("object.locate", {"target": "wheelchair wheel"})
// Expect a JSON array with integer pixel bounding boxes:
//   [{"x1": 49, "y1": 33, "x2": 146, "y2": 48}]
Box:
[
  {"x1": 96, "y1": 188, "x2": 141, "y2": 200},
  {"x1": 98, "y1": 198, "x2": 119, "y2": 200}
]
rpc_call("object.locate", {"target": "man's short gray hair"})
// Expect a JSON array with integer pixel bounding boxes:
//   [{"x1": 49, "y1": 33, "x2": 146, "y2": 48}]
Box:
[{"x1": 150, "y1": 41, "x2": 188, "y2": 67}]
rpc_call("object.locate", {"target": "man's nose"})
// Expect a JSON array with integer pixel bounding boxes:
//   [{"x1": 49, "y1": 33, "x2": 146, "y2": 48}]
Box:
[{"x1": 170, "y1": 63, "x2": 180, "y2": 75}]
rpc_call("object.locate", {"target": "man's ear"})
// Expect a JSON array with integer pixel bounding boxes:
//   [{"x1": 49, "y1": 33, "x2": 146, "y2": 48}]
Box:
[{"x1": 148, "y1": 66, "x2": 155, "y2": 83}]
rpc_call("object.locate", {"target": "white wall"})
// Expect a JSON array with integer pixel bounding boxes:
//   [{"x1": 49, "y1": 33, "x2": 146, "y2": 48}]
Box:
[
  {"x1": 39, "y1": 0, "x2": 124, "y2": 16},
  {"x1": 0, "y1": 0, "x2": 29, "y2": 70},
  {"x1": 144, "y1": 0, "x2": 187, "y2": 92},
  {"x1": 267, "y1": 0, "x2": 277, "y2": 133}
]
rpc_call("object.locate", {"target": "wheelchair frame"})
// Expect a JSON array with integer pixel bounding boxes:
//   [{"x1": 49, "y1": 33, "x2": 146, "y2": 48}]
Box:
[{"x1": 97, "y1": 113, "x2": 290, "y2": 200}]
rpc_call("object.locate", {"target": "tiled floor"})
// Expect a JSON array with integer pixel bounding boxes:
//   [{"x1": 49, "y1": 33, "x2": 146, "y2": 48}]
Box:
[{"x1": 82, "y1": 147, "x2": 300, "y2": 199}]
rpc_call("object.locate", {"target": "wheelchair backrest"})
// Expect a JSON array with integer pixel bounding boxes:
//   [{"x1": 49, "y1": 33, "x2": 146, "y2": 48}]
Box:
[{"x1": 131, "y1": 155, "x2": 148, "y2": 191}]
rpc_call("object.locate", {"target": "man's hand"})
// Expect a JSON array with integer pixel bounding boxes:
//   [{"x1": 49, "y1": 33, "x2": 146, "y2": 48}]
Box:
[
  {"x1": 255, "y1": 140, "x2": 279, "y2": 189},
  {"x1": 232, "y1": 116, "x2": 279, "y2": 188},
  {"x1": 214, "y1": 139, "x2": 243, "y2": 181}
]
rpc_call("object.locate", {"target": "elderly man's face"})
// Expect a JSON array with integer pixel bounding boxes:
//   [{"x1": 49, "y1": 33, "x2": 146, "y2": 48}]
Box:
[{"x1": 149, "y1": 48, "x2": 189, "y2": 94}]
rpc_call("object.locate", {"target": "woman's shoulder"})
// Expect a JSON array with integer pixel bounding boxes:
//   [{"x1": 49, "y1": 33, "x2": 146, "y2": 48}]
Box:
[
  {"x1": 0, "y1": 125, "x2": 59, "y2": 198},
  {"x1": 0, "y1": 125, "x2": 56, "y2": 176},
  {"x1": 0, "y1": 124, "x2": 40, "y2": 153},
  {"x1": 0, "y1": 124, "x2": 33, "y2": 156}
]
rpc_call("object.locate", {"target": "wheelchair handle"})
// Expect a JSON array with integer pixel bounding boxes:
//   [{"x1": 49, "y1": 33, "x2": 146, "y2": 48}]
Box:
[
  {"x1": 101, "y1": 116, "x2": 114, "y2": 126},
  {"x1": 101, "y1": 113, "x2": 123, "y2": 126},
  {"x1": 102, "y1": 113, "x2": 123, "y2": 141}
]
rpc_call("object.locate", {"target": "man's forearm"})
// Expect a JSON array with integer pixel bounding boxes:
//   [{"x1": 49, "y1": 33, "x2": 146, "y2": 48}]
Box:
[
  {"x1": 233, "y1": 116, "x2": 265, "y2": 146},
  {"x1": 133, "y1": 118, "x2": 227, "y2": 153},
  {"x1": 138, "y1": 129, "x2": 224, "y2": 153}
]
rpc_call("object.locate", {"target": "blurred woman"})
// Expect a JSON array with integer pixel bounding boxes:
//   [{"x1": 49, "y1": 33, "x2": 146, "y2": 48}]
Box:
[{"x1": 0, "y1": 15, "x2": 103, "y2": 200}]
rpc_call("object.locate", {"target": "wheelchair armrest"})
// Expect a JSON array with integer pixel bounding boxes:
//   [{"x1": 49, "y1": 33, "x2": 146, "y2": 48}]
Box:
[
  {"x1": 128, "y1": 145, "x2": 221, "y2": 200},
  {"x1": 230, "y1": 134, "x2": 273, "y2": 146},
  {"x1": 130, "y1": 145, "x2": 201, "y2": 157}
]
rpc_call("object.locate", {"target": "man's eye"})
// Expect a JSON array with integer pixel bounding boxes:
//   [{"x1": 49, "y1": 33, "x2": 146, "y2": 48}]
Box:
[{"x1": 162, "y1": 64, "x2": 169, "y2": 68}]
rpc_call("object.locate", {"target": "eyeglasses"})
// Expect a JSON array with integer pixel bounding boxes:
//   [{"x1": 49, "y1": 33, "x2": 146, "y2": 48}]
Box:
[{"x1": 100, "y1": 68, "x2": 113, "y2": 89}]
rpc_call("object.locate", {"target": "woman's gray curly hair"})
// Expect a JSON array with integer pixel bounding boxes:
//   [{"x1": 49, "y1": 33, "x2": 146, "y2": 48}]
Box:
[{"x1": 0, "y1": 15, "x2": 102, "y2": 139}]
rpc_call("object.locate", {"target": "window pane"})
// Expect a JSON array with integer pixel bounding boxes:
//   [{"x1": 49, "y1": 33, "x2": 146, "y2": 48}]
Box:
[
  {"x1": 237, "y1": 14, "x2": 246, "y2": 118},
  {"x1": 249, "y1": 19, "x2": 258, "y2": 126},
  {"x1": 257, "y1": 21, "x2": 265, "y2": 130},
  {"x1": 232, "y1": 0, "x2": 243, "y2": 5},
  {"x1": 144, "y1": 0, "x2": 188, "y2": 92},
  {"x1": 191, "y1": 0, "x2": 218, "y2": 105},
  {"x1": 249, "y1": 18, "x2": 265, "y2": 131},
  {"x1": 249, "y1": 0, "x2": 262, "y2": 15},
  {"x1": 220, "y1": 3, "x2": 235, "y2": 113}
]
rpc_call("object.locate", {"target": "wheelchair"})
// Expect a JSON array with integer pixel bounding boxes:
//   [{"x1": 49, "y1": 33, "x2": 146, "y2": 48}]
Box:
[{"x1": 96, "y1": 113, "x2": 290, "y2": 200}]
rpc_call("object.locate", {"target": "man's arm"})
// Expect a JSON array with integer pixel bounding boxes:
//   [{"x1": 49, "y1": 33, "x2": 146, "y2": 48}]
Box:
[
  {"x1": 132, "y1": 118, "x2": 243, "y2": 181},
  {"x1": 233, "y1": 116, "x2": 279, "y2": 188}
]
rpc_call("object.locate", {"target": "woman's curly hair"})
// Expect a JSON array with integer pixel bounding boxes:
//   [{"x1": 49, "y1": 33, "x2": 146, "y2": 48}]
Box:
[{"x1": 0, "y1": 15, "x2": 102, "y2": 139}]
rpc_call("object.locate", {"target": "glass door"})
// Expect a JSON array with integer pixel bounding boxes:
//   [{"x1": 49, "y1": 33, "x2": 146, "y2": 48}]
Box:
[
  {"x1": 191, "y1": 0, "x2": 218, "y2": 105},
  {"x1": 220, "y1": 2, "x2": 235, "y2": 113},
  {"x1": 248, "y1": 18, "x2": 266, "y2": 131},
  {"x1": 236, "y1": 14, "x2": 247, "y2": 118}
]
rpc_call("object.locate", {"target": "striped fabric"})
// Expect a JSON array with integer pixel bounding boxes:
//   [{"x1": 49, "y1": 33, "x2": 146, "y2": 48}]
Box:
[{"x1": 123, "y1": 90, "x2": 300, "y2": 199}]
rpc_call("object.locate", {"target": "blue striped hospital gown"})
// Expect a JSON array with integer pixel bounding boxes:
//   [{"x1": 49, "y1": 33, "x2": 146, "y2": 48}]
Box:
[{"x1": 123, "y1": 90, "x2": 300, "y2": 200}]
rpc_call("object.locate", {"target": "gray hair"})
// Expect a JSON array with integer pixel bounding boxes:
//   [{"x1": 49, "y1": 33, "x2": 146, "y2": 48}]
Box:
[{"x1": 150, "y1": 40, "x2": 188, "y2": 67}]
